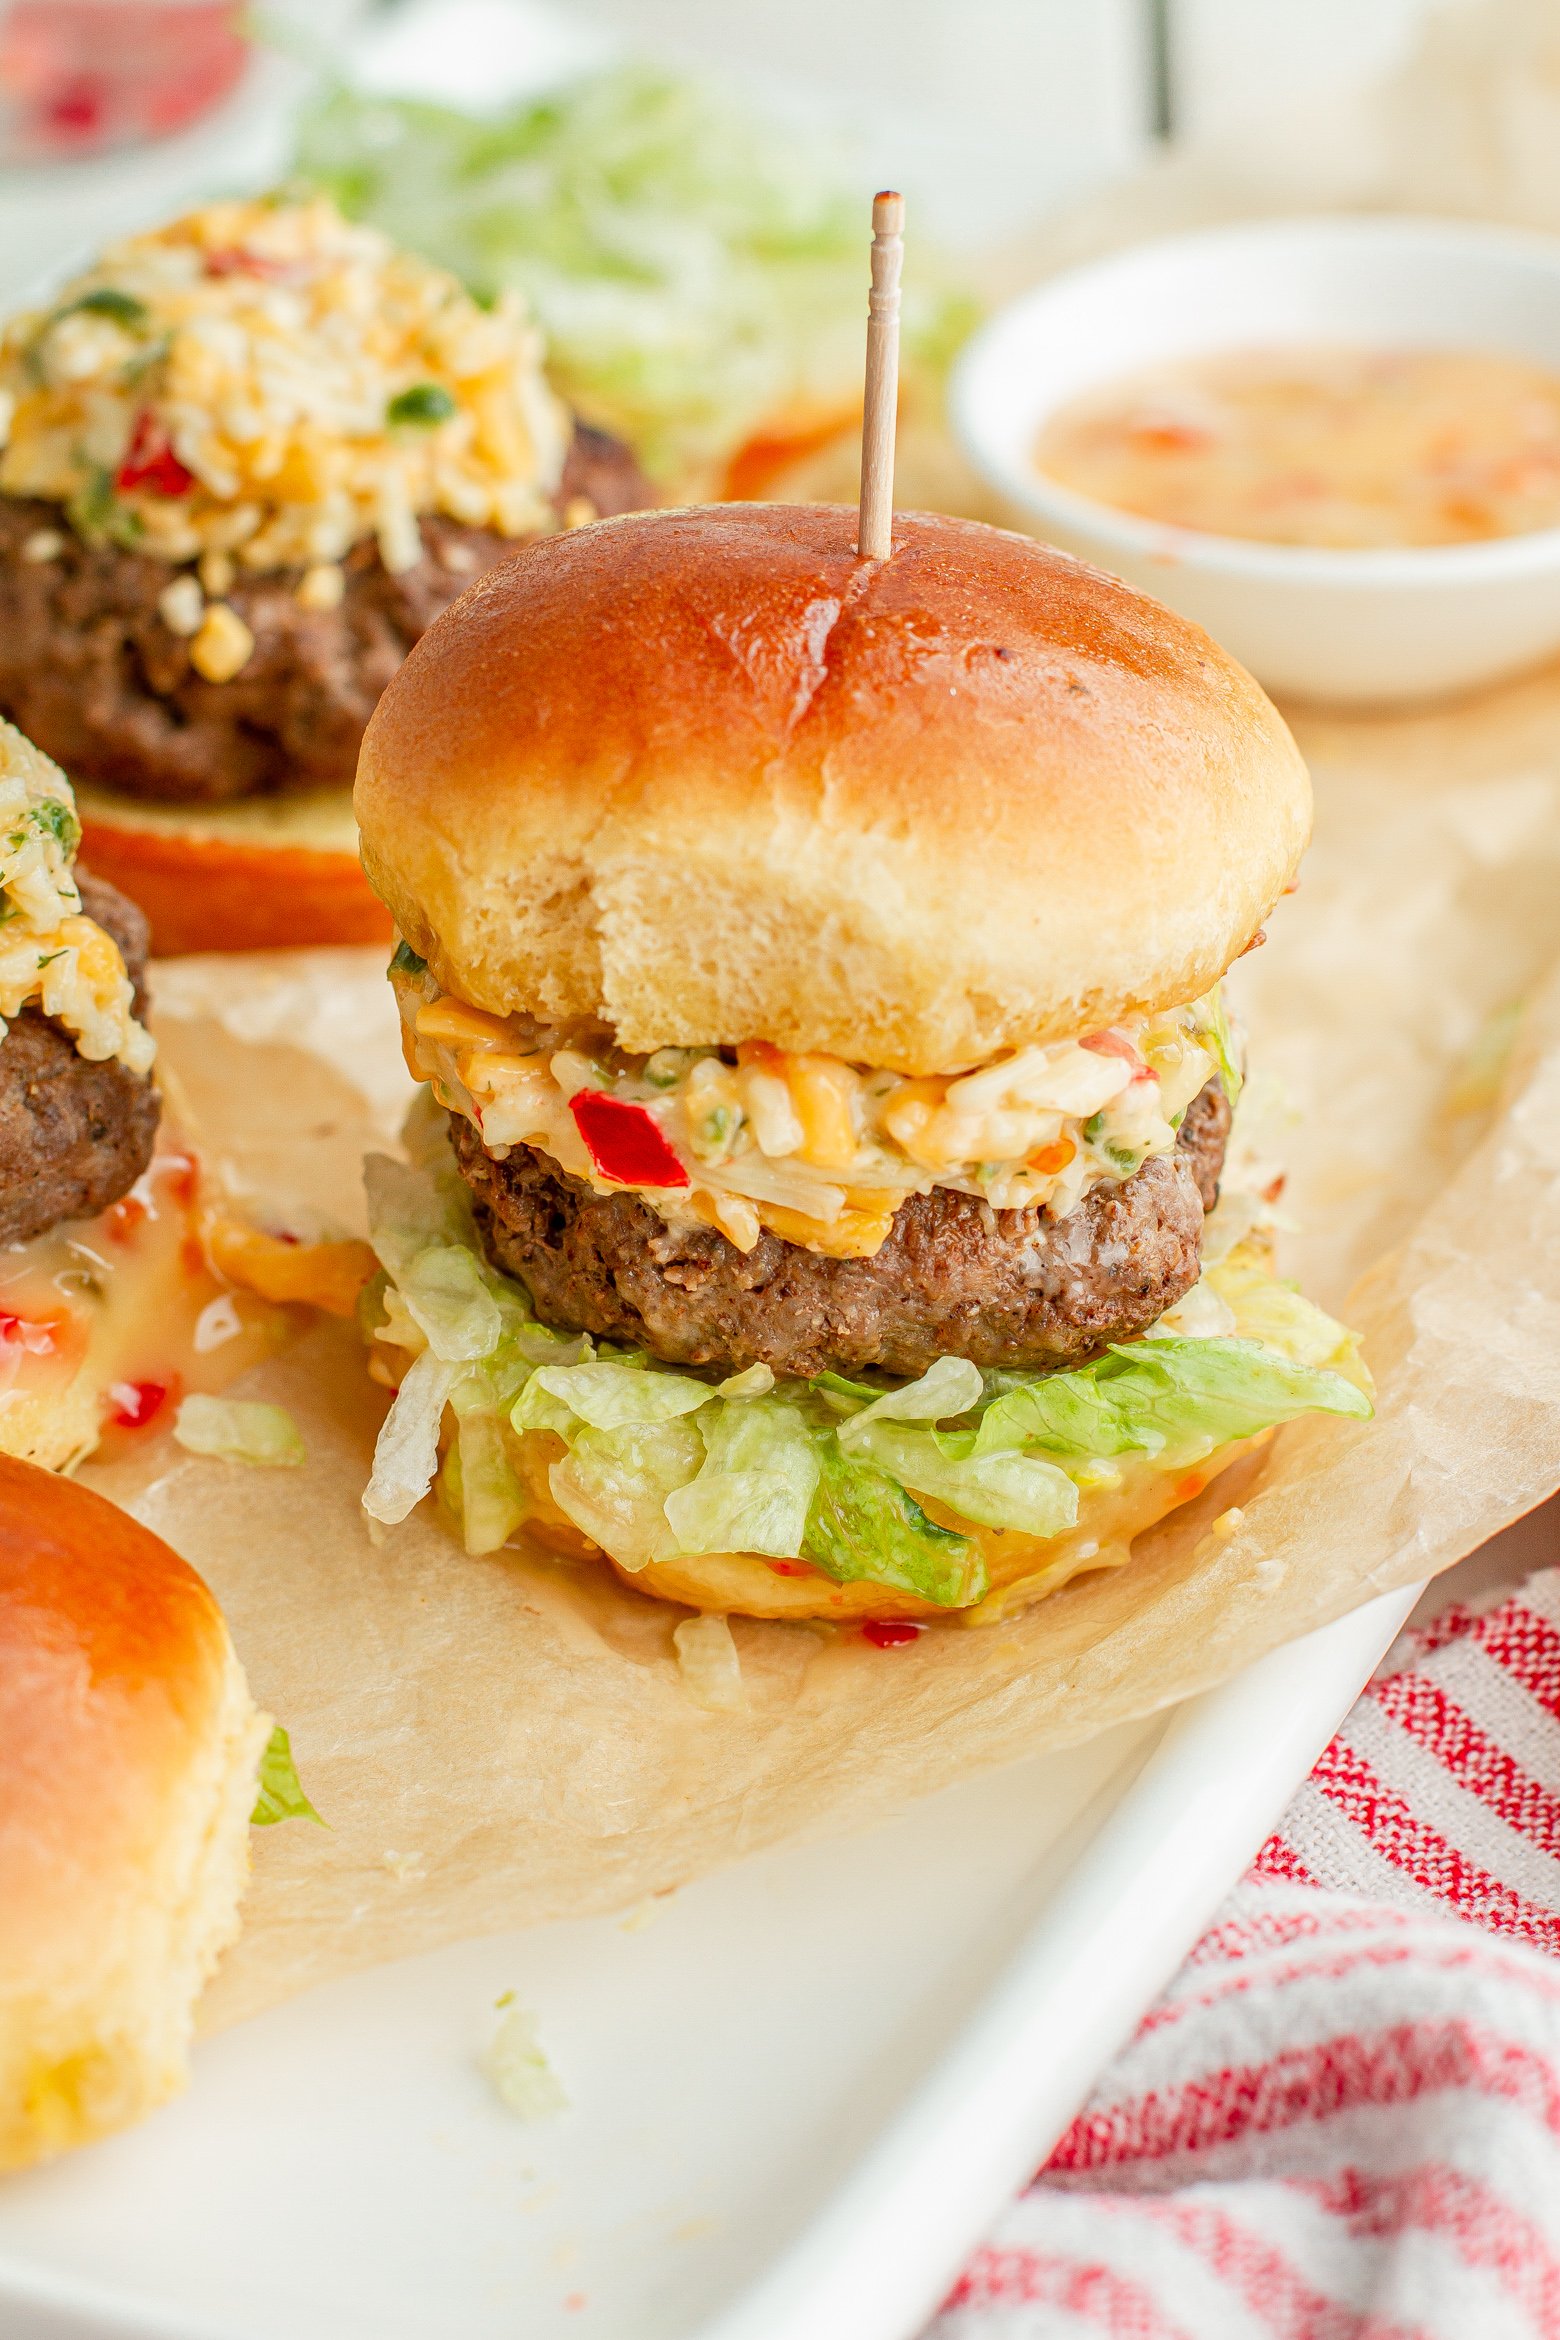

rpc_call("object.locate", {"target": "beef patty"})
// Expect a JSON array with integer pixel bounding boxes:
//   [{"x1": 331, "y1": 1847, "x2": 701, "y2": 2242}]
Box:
[
  {"x1": 452, "y1": 1079, "x2": 1232, "y2": 1382},
  {"x1": 0, "y1": 871, "x2": 160, "y2": 1246},
  {"x1": 0, "y1": 422, "x2": 652, "y2": 805}
]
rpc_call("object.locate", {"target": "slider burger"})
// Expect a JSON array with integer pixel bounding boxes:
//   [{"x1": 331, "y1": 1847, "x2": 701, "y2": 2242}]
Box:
[
  {"x1": 0, "y1": 195, "x2": 652, "y2": 955},
  {"x1": 0, "y1": 719, "x2": 160, "y2": 1466},
  {"x1": 355, "y1": 504, "x2": 1371, "y2": 1623},
  {"x1": 0, "y1": 718, "x2": 361, "y2": 1470}
]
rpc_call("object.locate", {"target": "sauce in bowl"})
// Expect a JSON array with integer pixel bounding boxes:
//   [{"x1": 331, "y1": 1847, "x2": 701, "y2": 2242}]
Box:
[{"x1": 1033, "y1": 345, "x2": 1560, "y2": 549}]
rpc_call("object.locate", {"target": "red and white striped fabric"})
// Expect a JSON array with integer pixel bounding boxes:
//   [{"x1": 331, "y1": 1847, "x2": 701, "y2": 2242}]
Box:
[{"x1": 929, "y1": 1571, "x2": 1560, "y2": 2339}]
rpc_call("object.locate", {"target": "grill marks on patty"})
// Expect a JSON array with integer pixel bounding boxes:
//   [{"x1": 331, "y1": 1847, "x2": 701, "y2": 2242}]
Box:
[
  {"x1": 452, "y1": 1078, "x2": 1233, "y2": 1382},
  {"x1": 0, "y1": 871, "x2": 160, "y2": 1245},
  {"x1": 0, "y1": 422, "x2": 653, "y2": 805}
]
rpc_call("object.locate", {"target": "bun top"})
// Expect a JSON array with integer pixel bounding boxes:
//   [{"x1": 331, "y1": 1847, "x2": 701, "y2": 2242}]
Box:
[
  {"x1": 0, "y1": 1456, "x2": 266, "y2": 2170},
  {"x1": 357, "y1": 504, "x2": 1310, "y2": 1073}
]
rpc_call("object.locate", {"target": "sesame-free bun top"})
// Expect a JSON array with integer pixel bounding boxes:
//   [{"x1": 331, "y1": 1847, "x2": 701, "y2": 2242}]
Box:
[
  {"x1": 356, "y1": 505, "x2": 1310, "y2": 1073},
  {"x1": 0, "y1": 1457, "x2": 268, "y2": 2170}
]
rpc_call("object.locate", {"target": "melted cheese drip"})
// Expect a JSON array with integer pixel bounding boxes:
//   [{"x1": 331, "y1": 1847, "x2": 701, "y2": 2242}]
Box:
[{"x1": 0, "y1": 1143, "x2": 293, "y2": 1469}]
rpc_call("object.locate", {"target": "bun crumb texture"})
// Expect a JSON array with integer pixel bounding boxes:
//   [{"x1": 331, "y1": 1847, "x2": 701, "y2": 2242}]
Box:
[{"x1": 357, "y1": 504, "x2": 1310, "y2": 1073}]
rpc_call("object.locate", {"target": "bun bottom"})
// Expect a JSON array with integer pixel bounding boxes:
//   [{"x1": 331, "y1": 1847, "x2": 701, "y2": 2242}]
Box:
[
  {"x1": 75, "y1": 786, "x2": 392, "y2": 957},
  {"x1": 513, "y1": 1427, "x2": 1262, "y2": 1624}
]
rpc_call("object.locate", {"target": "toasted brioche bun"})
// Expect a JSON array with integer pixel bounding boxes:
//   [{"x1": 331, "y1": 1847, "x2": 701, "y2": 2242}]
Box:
[
  {"x1": 0, "y1": 1457, "x2": 268, "y2": 2170},
  {"x1": 356, "y1": 504, "x2": 1310, "y2": 1074},
  {"x1": 76, "y1": 785, "x2": 392, "y2": 958}
]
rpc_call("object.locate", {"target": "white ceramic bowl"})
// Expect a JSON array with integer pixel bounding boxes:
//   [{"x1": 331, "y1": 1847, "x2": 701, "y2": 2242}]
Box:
[{"x1": 952, "y1": 216, "x2": 1560, "y2": 705}]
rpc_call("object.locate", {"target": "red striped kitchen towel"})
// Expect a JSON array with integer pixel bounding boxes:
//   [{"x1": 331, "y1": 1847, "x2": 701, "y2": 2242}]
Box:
[{"x1": 929, "y1": 1570, "x2": 1560, "y2": 2339}]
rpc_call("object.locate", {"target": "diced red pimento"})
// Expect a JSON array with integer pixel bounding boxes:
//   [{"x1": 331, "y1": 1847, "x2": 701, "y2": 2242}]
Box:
[
  {"x1": 162, "y1": 1151, "x2": 199, "y2": 1206},
  {"x1": 106, "y1": 1378, "x2": 170, "y2": 1429},
  {"x1": 204, "y1": 248, "x2": 296, "y2": 280},
  {"x1": 766, "y1": 1559, "x2": 814, "y2": 1578},
  {"x1": 115, "y1": 411, "x2": 193, "y2": 497},
  {"x1": 861, "y1": 1618, "x2": 924, "y2": 1648},
  {"x1": 103, "y1": 1192, "x2": 148, "y2": 1244},
  {"x1": 569, "y1": 1091, "x2": 689, "y2": 1189},
  {"x1": 1081, "y1": 1029, "x2": 1153, "y2": 1082}
]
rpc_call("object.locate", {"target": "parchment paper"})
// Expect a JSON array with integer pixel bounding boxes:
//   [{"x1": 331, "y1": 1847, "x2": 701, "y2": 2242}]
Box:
[
  {"x1": 72, "y1": 5, "x2": 1560, "y2": 2018},
  {"x1": 72, "y1": 662, "x2": 1560, "y2": 2027}
]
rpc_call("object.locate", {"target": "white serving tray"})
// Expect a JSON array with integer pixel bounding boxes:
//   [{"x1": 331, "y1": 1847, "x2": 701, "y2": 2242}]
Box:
[{"x1": 0, "y1": 1581, "x2": 1418, "y2": 2340}]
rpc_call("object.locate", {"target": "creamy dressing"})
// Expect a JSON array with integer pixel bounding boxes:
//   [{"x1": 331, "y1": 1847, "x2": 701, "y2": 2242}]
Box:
[
  {"x1": 391, "y1": 961, "x2": 1226, "y2": 1260},
  {"x1": 1035, "y1": 345, "x2": 1560, "y2": 549},
  {"x1": 0, "y1": 1142, "x2": 294, "y2": 1468},
  {"x1": 0, "y1": 719, "x2": 152, "y2": 1073}
]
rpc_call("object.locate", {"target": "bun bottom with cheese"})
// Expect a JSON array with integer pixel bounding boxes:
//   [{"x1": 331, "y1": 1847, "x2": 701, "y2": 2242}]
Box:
[
  {"x1": 0, "y1": 1454, "x2": 269, "y2": 2172},
  {"x1": 503, "y1": 1423, "x2": 1261, "y2": 1623}
]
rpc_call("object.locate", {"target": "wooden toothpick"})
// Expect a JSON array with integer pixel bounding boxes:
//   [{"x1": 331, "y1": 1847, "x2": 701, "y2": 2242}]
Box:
[{"x1": 858, "y1": 190, "x2": 904, "y2": 562}]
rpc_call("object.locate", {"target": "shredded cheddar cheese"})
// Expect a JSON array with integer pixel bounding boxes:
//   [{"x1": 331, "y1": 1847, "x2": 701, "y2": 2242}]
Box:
[
  {"x1": 0, "y1": 720, "x2": 152, "y2": 1075},
  {"x1": 0, "y1": 195, "x2": 569, "y2": 577},
  {"x1": 201, "y1": 1213, "x2": 377, "y2": 1318},
  {"x1": 389, "y1": 951, "x2": 1233, "y2": 1260}
]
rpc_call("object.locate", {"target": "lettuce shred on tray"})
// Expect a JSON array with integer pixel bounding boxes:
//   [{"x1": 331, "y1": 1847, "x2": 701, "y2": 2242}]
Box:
[
  {"x1": 359, "y1": 1105, "x2": 1372, "y2": 1613},
  {"x1": 295, "y1": 66, "x2": 978, "y2": 488}
]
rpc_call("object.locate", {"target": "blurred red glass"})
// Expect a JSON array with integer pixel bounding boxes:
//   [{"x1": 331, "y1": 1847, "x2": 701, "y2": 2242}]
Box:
[{"x1": 0, "y1": 2, "x2": 249, "y2": 162}]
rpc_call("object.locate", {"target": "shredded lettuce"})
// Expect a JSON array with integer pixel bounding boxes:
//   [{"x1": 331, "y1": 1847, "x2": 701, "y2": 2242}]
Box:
[
  {"x1": 1193, "y1": 985, "x2": 1244, "y2": 1111},
  {"x1": 484, "y1": 2000, "x2": 567, "y2": 2120},
  {"x1": 174, "y1": 1395, "x2": 305, "y2": 1468},
  {"x1": 834, "y1": 1354, "x2": 984, "y2": 1448},
  {"x1": 251, "y1": 1725, "x2": 323, "y2": 1827},
  {"x1": 296, "y1": 66, "x2": 978, "y2": 489},
  {"x1": 365, "y1": 1345, "x2": 459, "y2": 1525},
  {"x1": 548, "y1": 1419, "x2": 704, "y2": 1571},
  {"x1": 516, "y1": 1358, "x2": 711, "y2": 1432},
  {"x1": 673, "y1": 1613, "x2": 747, "y2": 1713},
  {"x1": 362, "y1": 1122, "x2": 1372, "y2": 1610},
  {"x1": 663, "y1": 1396, "x2": 819, "y2": 1560},
  {"x1": 804, "y1": 1443, "x2": 984, "y2": 1607},
  {"x1": 845, "y1": 1422, "x2": 1078, "y2": 1538}
]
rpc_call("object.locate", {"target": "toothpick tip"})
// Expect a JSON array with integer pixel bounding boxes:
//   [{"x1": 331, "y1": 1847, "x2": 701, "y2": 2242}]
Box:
[{"x1": 873, "y1": 190, "x2": 905, "y2": 234}]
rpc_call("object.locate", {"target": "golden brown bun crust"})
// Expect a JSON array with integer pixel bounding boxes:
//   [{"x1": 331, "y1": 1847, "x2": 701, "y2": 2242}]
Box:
[
  {"x1": 76, "y1": 790, "x2": 392, "y2": 957},
  {"x1": 357, "y1": 505, "x2": 1310, "y2": 1071},
  {"x1": 0, "y1": 1458, "x2": 267, "y2": 2169}
]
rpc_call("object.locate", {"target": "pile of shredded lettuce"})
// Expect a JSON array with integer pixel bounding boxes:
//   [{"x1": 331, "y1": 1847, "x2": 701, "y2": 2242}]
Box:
[
  {"x1": 294, "y1": 66, "x2": 978, "y2": 488},
  {"x1": 359, "y1": 1105, "x2": 1372, "y2": 1613}
]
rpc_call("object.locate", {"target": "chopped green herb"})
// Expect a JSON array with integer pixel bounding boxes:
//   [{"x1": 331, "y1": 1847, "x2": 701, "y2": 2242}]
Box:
[
  {"x1": 697, "y1": 1105, "x2": 736, "y2": 1153},
  {"x1": 67, "y1": 466, "x2": 118, "y2": 544},
  {"x1": 251, "y1": 1725, "x2": 324, "y2": 1826},
  {"x1": 68, "y1": 288, "x2": 149, "y2": 327},
  {"x1": 389, "y1": 939, "x2": 428, "y2": 979},
  {"x1": 33, "y1": 799, "x2": 81, "y2": 855},
  {"x1": 386, "y1": 381, "x2": 457, "y2": 428}
]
